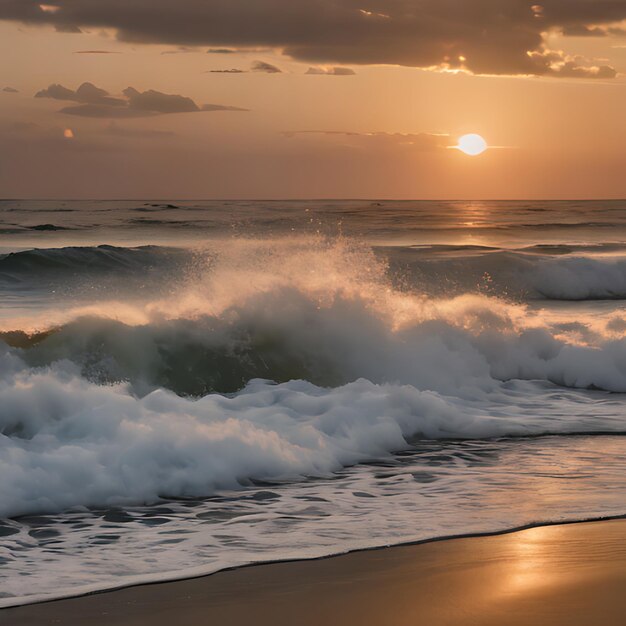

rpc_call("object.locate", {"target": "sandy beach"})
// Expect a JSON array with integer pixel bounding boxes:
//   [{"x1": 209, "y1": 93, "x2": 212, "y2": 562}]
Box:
[{"x1": 3, "y1": 519, "x2": 625, "y2": 626}]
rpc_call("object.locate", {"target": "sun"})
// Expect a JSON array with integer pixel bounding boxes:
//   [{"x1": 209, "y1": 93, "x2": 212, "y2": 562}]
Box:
[{"x1": 456, "y1": 134, "x2": 487, "y2": 156}]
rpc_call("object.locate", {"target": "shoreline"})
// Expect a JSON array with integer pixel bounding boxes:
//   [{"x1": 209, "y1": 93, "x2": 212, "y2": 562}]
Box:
[
  {"x1": 3, "y1": 517, "x2": 626, "y2": 625},
  {"x1": 2, "y1": 512, "x2": 625, "y2": 611}
]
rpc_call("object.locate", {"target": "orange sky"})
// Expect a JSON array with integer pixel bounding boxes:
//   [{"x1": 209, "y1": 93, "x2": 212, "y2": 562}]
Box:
[{"x1": 0, "y1": 1, "x2": 625, "y2": 199}]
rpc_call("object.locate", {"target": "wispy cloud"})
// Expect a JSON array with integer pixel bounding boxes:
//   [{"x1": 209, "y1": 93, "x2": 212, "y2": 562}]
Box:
[
  {"x1": 74, "y1": 50, "x2": 121, "y2": 55},
  {"x1": 284, "y1": 130, "x2": 452, "y2": 151}
]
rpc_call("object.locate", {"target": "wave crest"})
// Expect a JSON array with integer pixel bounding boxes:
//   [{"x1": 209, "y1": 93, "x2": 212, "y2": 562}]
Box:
[
  {"x1": 2, "y1": 238, "x2": 625, "y2": 395},
  {"x1": 0, "y1": 237, "x2": 624, "y2": 518}
]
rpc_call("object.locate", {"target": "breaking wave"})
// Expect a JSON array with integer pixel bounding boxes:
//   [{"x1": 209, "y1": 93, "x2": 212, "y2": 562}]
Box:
[{"x1": 0, "y1": 237, "x2": 624, "y2": 518}]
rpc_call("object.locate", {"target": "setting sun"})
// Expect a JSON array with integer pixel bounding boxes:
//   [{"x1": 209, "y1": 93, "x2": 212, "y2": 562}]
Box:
[{"x1": 457, "y1": 134, "x2": 488, "y2": 156}]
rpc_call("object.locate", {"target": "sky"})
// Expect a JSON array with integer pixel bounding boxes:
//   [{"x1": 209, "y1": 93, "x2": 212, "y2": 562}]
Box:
[{"x1": 0, "y1": 0, "x2": 625, "y2": 199}]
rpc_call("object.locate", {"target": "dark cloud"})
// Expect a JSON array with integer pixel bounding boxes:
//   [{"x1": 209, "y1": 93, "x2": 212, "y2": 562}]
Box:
[
  {"x1": 251, "y1": 60, "x2": 282, "y2": 73},
  {"x1": 74, "y1": 49, "x2": 121, "y2": 54},
  {"x1": 0, "y1": 1, "x2": 624, "y2": 77},
  {"x1": 550, "y1": 61, "x2": 617, "y2": 79},
  {"x1": 562, "y1": 24, "x2": 609, "y2": 37},
  {"x1": 606, "y1": 317, "x2": 626, "y2": 333},
  {"x1": 2, "y1": 86, "x2": 19, "y2": 93},
  {"x1": 207, "y1": 48, "x2": 237, "y2": 54},
  {"x1": 202, "y1": 103, "x2": 248, "y2": 111},
  {"x1": 35, "y1": 81, "x2": 248, "y2": 117},
  {"x1": 207, "y1": 68, "x2": 247, "y2": 73},
  {"x1": 161, "y1": 46, "x2": 195, "y2": 55},
  {"x1": 305, "y1": 67, "x2": 356, "y2": 75},
  {"x1": 35, "y1": 82, "x2": 126, "y2": 106},
  {"x1": 54, "y1": 23, "x2": 81, "y2": 33},
  {"x1": 528, "y1": 50, "x2": 618, "y2": 78},
  {"x1": 123, "y1": 87, "x2": 200, "y2": 113},
  {"x1": 562, "y1": 23, "x2": 626, "y2": 37}
]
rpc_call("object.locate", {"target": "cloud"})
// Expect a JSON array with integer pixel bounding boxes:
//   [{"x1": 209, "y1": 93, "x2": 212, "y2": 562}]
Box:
[
  {"x1": 528, "y1": 50, "x2": 618, "y2": 79},
  {"x1": 35, "y1": 82, "x2": 126, "y2": 106},
  {"x1": 305, "y1": 67, "x2": 356, "y2": 75},
  {"x1": 562, "y1": 24, "x2": 610, "y2": 37},
  {"x1": 74, "y1": 50, "x2": 121, "y2": 54},
  {"x1": 161, "y1": 46, "x2": 195, "y2": 55},
  {"x1": 123, "y1": 87, "x2": 200, "y2": 113},
  {"x1": 208, "y1": 68, "x2": 247, "y2": 73},
  {"x1": 0, "y1": 1, "x2": 624, "y2": 77},
  {"x1": 562, "y1": 23, "x2": 626, "y2": 37},
  {"x1": 2, "y1": 86, "x2": 19, "y2": 93},
  {"x1": 54, "y1": 22, "x2": 81, "y2": 33},
  {"x1": 201, "y1": 103, "x2": 248, "y2": 111},
  {"x1": 251, "y1": 60, "x2": 282, "y2": 73},
  {"x1": 551, "y1": 62, "x2": 617, "y2": 79},
  {"x1": 35, "y1": 81, "x2": 248, "y2": 117},
  {"x1": 285, "y1": 130, "x2": 452, "y2": 151},
  {"x1": 207, "y1": 48, "x2": 237, "y2": 54}
]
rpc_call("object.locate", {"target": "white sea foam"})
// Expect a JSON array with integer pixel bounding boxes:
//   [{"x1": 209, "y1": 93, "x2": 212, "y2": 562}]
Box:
[
  {"x1": 0, "y1": 238, "x2": 624, "y2": 518},
  {"x1": 1, "y1": 350, "x2": 624, "y2": 520}
]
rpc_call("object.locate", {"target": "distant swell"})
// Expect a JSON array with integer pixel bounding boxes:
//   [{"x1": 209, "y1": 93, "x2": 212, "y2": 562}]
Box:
[
  {"x1": 0, "y1": 245, "x2": 190, "y2": 280},
  {"x1": 1, "y1": 244, "x2": 626, "y2": 301},
  {"x1": 387, "y1": 248, "x2": 626, "y2": 300}
]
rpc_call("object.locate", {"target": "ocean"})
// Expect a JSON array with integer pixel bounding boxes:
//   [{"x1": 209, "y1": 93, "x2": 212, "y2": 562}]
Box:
[{"x1": 0, "y1": 199, "x2": 624, "y2": 607}]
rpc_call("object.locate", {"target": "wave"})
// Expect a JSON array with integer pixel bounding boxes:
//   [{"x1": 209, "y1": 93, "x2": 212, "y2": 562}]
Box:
[
  {"x1": 2, "y1": 242, "x2": 626, "y2": 302},
  {"x1": 4, "y1": 289, "x2": 626, "y2": 396},
  {"x1": 387, "y1": 247, "x2": 626, "y2": 300},
  {"x1": 0, "y1": 245, "x2": 188, "y2": 277},
  {"x1": 0, "y1": 245, "x2": 192, "y2": 296},
  {"x1": 0, "y1": 350, "x2": 624, "y2": 519},
  {"x1": 0, "y1": 237, "x2": 624, "y2": 518},
  {"x1": 1, "y1": 238, "x2": 625, "y2": 396}
]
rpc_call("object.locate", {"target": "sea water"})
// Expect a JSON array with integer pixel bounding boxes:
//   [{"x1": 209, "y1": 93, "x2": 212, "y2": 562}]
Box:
[{"x1": 0, "y1": 199, "x2": 624, "y2": 606}]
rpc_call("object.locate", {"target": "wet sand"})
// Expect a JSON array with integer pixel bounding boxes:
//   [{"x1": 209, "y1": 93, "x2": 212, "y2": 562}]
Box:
[{"x1": 3, "y1": 519, "x2": 626, "y2": 626}]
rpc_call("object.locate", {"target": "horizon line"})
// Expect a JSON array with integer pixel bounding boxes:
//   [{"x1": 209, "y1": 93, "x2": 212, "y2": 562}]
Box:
[{"x1": 1, "y1": 197, "x2": 625, "y2": 203}]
